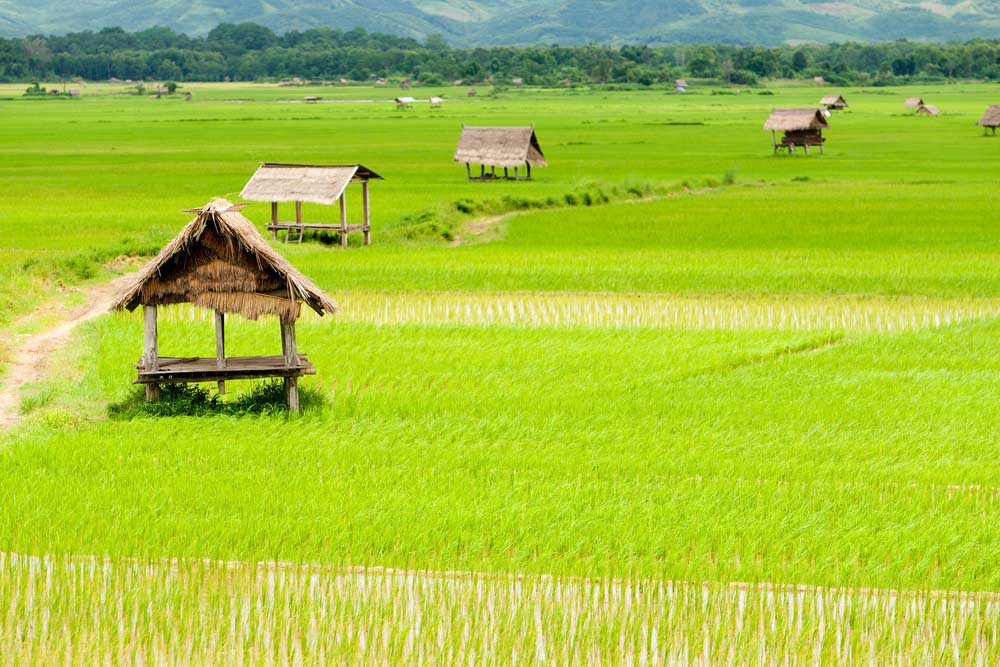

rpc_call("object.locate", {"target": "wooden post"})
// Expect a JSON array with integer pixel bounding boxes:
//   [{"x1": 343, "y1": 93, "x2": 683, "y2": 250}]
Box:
[
  {"x1": 143, "y1": 305, "x2": 160, "y2": 402},
  {"x1": 294, "y1": 201, "x2": 303, "y2": 244},
  {"x1": 480, "y1": 164, "x2": 485, "y2": 179},
  {"x1": 281, "y1": 318, "x2": 298, "y2": 368},
  {"x1": 514, "y1": 166, "x2": 518, "y2": 180},
  {"x1": 339, "y1": 191, "x2": 348, "y2": 248},
  {"x1": 504, "y1": 167, "x2": 509, "y2": 180},
  {"x1": 527, "y1": 163, "x2": 531, "y2": 180},
  {"x1": 362, "y1": 180, "x2": 371, "y2": 246},
  {"x1": 280, "y1": 318, "x2": 299, "y2": 413},
  {"x1": 215, "y1": 310, "x2": 226, "y2": 395},
  {"x1": 271, "y1": 202, "x2": 278, "y2": 240},
  {"x1": 285, "y1": 378, "x2": 300, "y2": 414},
  {"x1": 771, "y1": 130, "x2": 777, "y2": 154}
]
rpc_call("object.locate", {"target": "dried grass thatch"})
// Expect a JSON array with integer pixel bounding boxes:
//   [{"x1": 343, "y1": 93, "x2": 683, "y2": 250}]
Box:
[
  {"x1": 904, "y1": 97, "x2": 924, "y2": 109},
  {"x1": 915, "y1": 104, "x2": 941, "y2": 116},
  {"x1": 820, "y1": 94, "x2": 847, "y2": 108},
  {"x1": 453, "y1": 126, "x2": 548, "y2": 168},
  {"x1": 112, "y1": 199, "x2": 338, "y2": 321},
  {"x1": 241, "y1": 164, "x2": 382, "y2": 206},
  {"x1": 978, "y1": 105, "x2": 1000, "y2": 127},
  {"x1": 763, "y1": 109, "x2": 830, "y2": 132}
]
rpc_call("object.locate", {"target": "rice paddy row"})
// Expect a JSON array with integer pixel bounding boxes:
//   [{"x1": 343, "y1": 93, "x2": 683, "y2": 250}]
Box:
[{"x1": 3, "y1": 552, "x2": 999, "y2": 666}]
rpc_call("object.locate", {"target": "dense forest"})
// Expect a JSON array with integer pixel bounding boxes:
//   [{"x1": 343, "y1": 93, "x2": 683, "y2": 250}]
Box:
[{"x1": 3, "y1": 23, "x2": 1000, "y2": 87}]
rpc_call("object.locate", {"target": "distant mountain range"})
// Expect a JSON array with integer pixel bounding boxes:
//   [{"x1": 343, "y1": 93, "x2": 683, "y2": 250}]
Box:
[{"x1": 2, "y1": 0, "x2": 999, "y2": 45}]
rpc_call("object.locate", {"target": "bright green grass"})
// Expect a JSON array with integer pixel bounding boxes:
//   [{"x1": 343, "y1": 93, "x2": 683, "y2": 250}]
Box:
[
  {"x1": 3, "y1": 315, "x2": 999, "y2": 589},
  {"x1": 1, "y1": 82, "x2": 999, "y2": 660}
]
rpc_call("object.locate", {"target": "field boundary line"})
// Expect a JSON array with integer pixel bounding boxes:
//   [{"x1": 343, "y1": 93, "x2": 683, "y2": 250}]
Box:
[{"x1": 4, "y1": 551, "x2": 999, "y2": 602}]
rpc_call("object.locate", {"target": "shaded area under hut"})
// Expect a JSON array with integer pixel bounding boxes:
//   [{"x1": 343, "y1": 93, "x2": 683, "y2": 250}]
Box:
[
  {"x1": 111, "y1": 199, "x2": 338, "y2": 413},
  {"x1": 241, "y1": 163, "x2": 383, "y2": 246},
  {"x1": 820, "y1": 94, "x2": 847, "y2": 110},
  {"x1": 978, "y1": 105, "x2": 1000, "y2": 135},
  {"x1": 453, "y1": 126, "x2": 547, "y2": 181},
  {"x1": 764, "y1": 108, "x2": 829, "y2": 155}
]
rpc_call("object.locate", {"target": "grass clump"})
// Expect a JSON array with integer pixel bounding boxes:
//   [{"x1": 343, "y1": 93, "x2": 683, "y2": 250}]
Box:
[{"x1": 108, "y1": 381, "x2": 325, "y2": 419}]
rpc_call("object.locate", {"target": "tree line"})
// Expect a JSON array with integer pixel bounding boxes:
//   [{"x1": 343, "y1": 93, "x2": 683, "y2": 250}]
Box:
[{"x1": 3, "y1": 23, "x2": 1000, "y2": 86}]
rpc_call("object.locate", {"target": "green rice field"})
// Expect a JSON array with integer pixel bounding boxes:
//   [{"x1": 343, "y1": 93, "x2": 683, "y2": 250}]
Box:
[{"x1": 0, "y1": 81, "x2": 999, "y2": 663}]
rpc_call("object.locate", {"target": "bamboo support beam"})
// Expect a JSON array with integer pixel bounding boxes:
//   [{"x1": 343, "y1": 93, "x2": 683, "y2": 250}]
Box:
[
  {"x1": 271, "y1": 202, "x2": 278, "y2": 239},
  {"x1": 143, "y1": 305, "x2": 159, "y2": 402},
  {"x1": 215, "y1": 310, "x2": 226, "y2": 395},
  {"x1": 339, "y1": 192, "x2": 348, "y2": 248},
  {"x1": 280, "y1": 318, "x2": 300, "y2": 413},
  {"x1": 362, "y1": 180, "x2": 371, "y2": 246}
]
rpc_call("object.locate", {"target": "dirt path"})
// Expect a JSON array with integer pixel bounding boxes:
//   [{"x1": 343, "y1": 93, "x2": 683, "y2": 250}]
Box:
[{"x1": 0, "y1": 275, "x2": 134, "y2": 431}]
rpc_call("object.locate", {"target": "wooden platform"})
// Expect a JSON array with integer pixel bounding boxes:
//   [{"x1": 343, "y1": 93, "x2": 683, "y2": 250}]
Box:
[
  {"x1": 266, "y1": 222, "x2": 369, "y2": 244},
  {"x1": 135, "y1": 355, "x2": 315, "y2": 385}
]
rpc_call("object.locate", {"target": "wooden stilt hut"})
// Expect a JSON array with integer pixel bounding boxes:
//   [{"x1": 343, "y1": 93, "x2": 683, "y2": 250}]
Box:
[
  {"x1": 240, "y1": 163, "x2": 383, "y2": 246},
  {"x1": 110, "y1": 199, "x2": 338, "y2": 413},
  {"x1": 453, "y1": 126, "x2": 547, "y2": 181},
  {"x1": 978, "y1": 105, "x2": 1000, "y2": 135},
  {"x1": 820, "y1": 94, "x2": 848, "y2": 110},
  {"x1": 764, "y1": 108, "x2": 829, "y2": 155},
  {"x1": 903, "y1": 97, "x2": 924, "y2": 109},
  {"x1": 915, "y1": 104, "x2": 940, "y2": 116}
]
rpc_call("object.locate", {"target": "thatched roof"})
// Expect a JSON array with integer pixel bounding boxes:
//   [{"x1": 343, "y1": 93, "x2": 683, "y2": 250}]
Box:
[
  {"x1": 112, "y1": 199, "x2": 338, "y2": 321},
  {"x1": 453, "y1": 126, "x2": 548, "y2": 168},
  {"x1": 903, "y1": 97, "x2": 924, "y2": 108},
  {"x1": 915, "y1": 104, "x2": 940, "y2": 116},
  {"x1": 763, "y1": 109, "x2": 829, "y2": 132},
  {"x1": 820, "y1": 94, "x2": 847, "y2": 106},
  {"x1": 978, "y1": 105, "x2": 1000, "y2": 127},
  {"x1": 675, "y1": 79, "x2": 688, "y2": 87},
  {"x1": 395, "y1": 96, "x2": 416, "y2": 104},
  {"x1": 241, "y1": 164, "x2": 383, "y2": 206}
]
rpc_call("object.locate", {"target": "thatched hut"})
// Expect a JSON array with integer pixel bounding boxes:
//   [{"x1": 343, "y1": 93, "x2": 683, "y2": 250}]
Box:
[
  {"x1": 915, "y1": 104, "x2": 940, "y2": 116},
  {"x1": 429, "y1": 96, "x2": 444, "y2": 108},
  {"x1": 763, "y1": 108, "x2": 829, "y2": 154},
  {"x1": 903, "y1": 97, "x2": 924, "y2": 109},
  {"x1": 395, "y1": 96, "x2": 415, "y2": 109},
  {"x1": 241, "y1": 163, "x2": 383, "y2": 246},
  {"x1": 454, "y1": 126, "x2": 547, "y2": 181},
  {"x1": 820, "y1": 94, "x2": 847, "y2": 110},
  {"x1": 978, "y1": 105, "x2": 1000, "y2": 135},
  {"x1": 674, "y1": 79, "x2": 688, "y2": 92},
  {"x1": 111, "y1": 199, "x2": 337, "y2": 412}
]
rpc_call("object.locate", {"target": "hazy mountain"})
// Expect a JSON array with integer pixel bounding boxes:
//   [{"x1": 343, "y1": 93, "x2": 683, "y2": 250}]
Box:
[{"x1": 2, "y1": 0, "x2": 999, "y2": 45}]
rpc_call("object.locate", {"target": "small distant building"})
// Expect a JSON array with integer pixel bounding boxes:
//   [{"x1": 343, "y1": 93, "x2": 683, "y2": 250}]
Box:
[
  {"x1": 512, "y1": 78, "x2": 524, "y2": 87},
  {"x1": 453, "y1": 126, "x2": 547, "y2": 181},
  {"x1": 156, "y1": 86, "x2": 169, "y2": 96},
  {"x1": 453, "y1": 79, "x2": 464, "y2": 86},
  {"x1": 304, "y1": 96, "x2": 321, "y2": 103},
  {"x1": 764, "y1": 108, "x2": 829, "y2": 155},
  {"x1": 562, "y1": 79, "x2": 573, "y2": 87},
  {"x1": 674, "y1": 79, "x2": 688, "y2": 93},
  {"x1": 400, "y1": 79, "x2": 411, "y2": 89},
  {"x1": 395, "y1": 96, "x2": 416, "y2": 109},
  {"x1": 903, "y1": 97, "x2": 924, "y2": 109},
  {"x1": 241, "y1": 163, "x2": 383, "y2": 246},
  {"x1": 978, "y1": 105, "x2": 1000, "y2": 135},
  {"x1": 111, "y1": 199, "x2": 338, "y2": 412},
  {"x1": 374, "y1": 78, "x2": 387, "y2": 87},
  {"x1": 467, "y1": 88, "x2": 477, "y2": 97},
  {"x1": 430, "y1": 96, "x2": 444, "y2": 108},
  {"x1": 68, "y1": 89, "x2": 81, "y2": 98},
  {"x1": 915, "y1": 104, "x2": 940, "y2": 116},
  {"x1": 820, "y1": 94, "x2": 847, "y2": 110}
]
